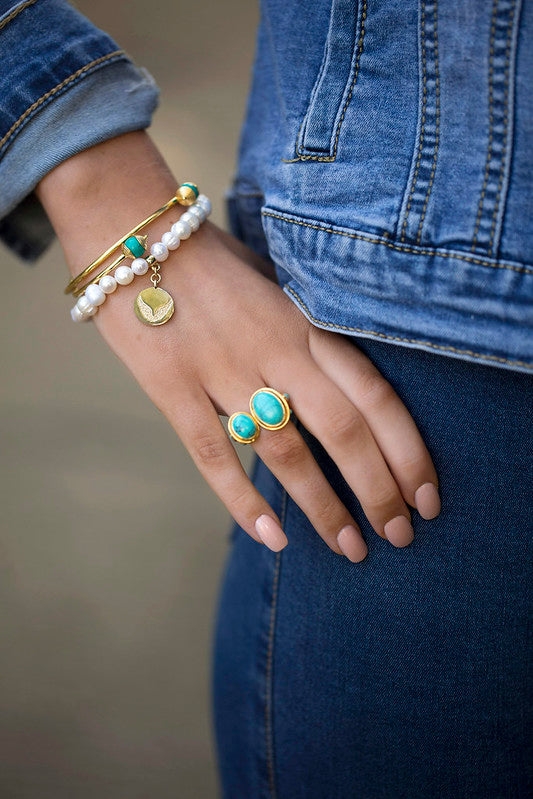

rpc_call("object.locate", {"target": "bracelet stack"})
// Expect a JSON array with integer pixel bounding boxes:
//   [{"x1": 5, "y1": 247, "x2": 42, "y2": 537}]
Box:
[{"x1": 67, "y1": 183, "x2": 211, "y2": 327}]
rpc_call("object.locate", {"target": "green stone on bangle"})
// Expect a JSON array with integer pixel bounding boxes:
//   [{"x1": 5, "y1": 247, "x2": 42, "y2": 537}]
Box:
[
  {"x1": 123, "y1": 235, "x2": 147, "y2": 259},
  {"x1": 181, "y1": 182, "x2": 199, "y2": 199}
]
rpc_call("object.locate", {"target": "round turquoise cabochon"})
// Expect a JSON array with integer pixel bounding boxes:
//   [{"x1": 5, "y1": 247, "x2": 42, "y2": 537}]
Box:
[{"x1": 231, "y1": 413, "x2": 257, "y2": 440}]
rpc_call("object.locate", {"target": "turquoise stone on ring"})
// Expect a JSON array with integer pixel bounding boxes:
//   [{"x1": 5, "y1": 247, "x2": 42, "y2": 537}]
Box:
[
  {"x1": 228, "y1": 412, "x2": 260, "y2": 444},
  {"x1": 250, "y1": 388, "x2": 291, "y2": 430}
]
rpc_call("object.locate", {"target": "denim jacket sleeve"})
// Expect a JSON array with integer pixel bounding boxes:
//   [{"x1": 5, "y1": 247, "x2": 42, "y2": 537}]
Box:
[{"x1": 0, "y1": 0, "x2": 160, "y2": 261}]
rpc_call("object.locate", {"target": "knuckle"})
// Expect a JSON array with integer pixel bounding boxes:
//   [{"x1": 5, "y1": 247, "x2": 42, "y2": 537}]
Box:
[
  {"x1": 264, "y1": 431, "x2": 304, "y2": 468},
  {"x1": 398, "y1": 448, "x2": 428, "y2": 476},
  {"x1": 357, "y1": 370, "x2": 395, "y2": 407},
  {"x1": 193, "y1": 434, "x2": 228, "y2": 469},
  {"x1": 312, "y1": 493, "x2": 344, "y2": 529},
  {"x1": 325, "y1": 406, "x2": 364, "y2": 445},
  {"x1": 364, "y1": 484, "x2": 400, "y2": 514},
  {"x1": 225, "y1": 484, "x2": 257, "y2": 515}
]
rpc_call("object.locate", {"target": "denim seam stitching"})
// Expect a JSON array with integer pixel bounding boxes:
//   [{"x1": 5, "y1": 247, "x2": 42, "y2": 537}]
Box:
[
  {"x1": 284, "y1": 284, "x2": 532, "y2": 369},
  {"x1": 288, "y1": 0, "x2": 367, "y2": 163},
  {"x1": 261, "y1": 209, "x2": 533, "y2": 275},
  {"x1": 401, "y1": 0, "x2": 427, "y2": 242},
  {"x1": 0, "y1": 50, "x2": 125, "y2": 154},
  {"x1": 265, "y1": 487, "x2": 287, "y2": 799},
  {"x1": 472, "y1": 0, "x2": 498, "y2": 251},
  {"x1": 471, "y1": 0, "x2": 516, "y2": 255},
  {"x1": 0, "y1": 0, "x2": 38, "y2": 31},
  {"x1": 416, "y1": 0, "x2": 440, "y2": 243},
  {"x1": 294, "y1": 7, "x2": 330, "y2": 157},
  {"x1": 488, "y1": 0, "x2": 515, "y2": 256}
]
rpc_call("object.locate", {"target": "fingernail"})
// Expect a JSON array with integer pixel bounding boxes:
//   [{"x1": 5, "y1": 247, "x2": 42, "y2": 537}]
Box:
[
  {"x1": 384, "y1": 515, "x2": 414, "y2": 547},
  {"x1": 414, "y1": 482, "x2": 441, "y2": 520},
  {"x1": 337, "y1": 525, "x2": 368, "y2": 563},
  {"x1": 255, "y1": 514, "x2": 288, "y2": 552}
]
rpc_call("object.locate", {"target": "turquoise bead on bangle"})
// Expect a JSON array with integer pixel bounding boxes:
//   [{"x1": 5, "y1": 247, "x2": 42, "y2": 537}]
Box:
[
  {"x1": 122, "y1": 235, "x2": 147, "y2": 259},
  {"x1": 228, "y1": 411, "x2": 260, "y2": 444},
  {"x1": 250, "y1": 388, "x2": 291, "y2": 431}
]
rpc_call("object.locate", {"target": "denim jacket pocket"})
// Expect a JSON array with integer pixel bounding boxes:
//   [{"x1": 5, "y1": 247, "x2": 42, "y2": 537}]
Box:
[{"x1": 295, "y1": 0, "x2": 365, "y2": 160}]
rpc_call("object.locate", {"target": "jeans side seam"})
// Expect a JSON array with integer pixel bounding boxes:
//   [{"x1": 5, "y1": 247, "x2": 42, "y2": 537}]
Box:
[
  {"x1": 284, "y1": 283, "x2": 533, "y2": 370},
  {"x1": 261, "y1": 209, "x2": 533, "y2": 275},
  {"x1": 0, "y1": 0, "x2": 37, "y2": 31},
  {"x1": 0, "y1": 50, "x2": 125, "y2": 154},
  {"x1": 265, "y1": 487, "x2": 288, "y2": 799}
]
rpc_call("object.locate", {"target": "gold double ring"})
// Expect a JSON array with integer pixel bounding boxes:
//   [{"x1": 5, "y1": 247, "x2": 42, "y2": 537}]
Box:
[{"x1": 228, "y1": 387, "x2": 292, "y2": 444}]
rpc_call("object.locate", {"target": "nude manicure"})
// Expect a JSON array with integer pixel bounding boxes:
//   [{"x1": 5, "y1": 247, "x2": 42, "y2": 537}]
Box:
[
  {"x1": 384, "y1": 515, "x2": 414, "y2": 547},
  {"x1": 255, "y1": 514, "x2": 288, "y2": 552},
  {"x1": 337, "y1": 525, "x2": 368, "y2": 563},
  {"x1": 414, "y1": 482, "x2": 441, "y2": 520}
]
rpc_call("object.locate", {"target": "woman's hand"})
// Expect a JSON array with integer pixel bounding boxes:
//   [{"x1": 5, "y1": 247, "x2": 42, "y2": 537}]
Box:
[{"x1": 37, "y1": 132, "x2": 441, "y2": 562}]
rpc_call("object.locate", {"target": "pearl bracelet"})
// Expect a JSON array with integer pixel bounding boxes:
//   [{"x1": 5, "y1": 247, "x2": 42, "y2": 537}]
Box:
[{"x1": 70, "y1": 193, "x2": 211, "y2": 327}]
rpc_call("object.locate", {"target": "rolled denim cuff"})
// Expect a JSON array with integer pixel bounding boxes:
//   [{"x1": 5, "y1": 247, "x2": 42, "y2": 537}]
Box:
[
  {"x1": 0, "y1": 0, "x2": 160, "y2": 260},
  {"x1": 0, "y1": 60, "x2": 160, "y2": 260}
]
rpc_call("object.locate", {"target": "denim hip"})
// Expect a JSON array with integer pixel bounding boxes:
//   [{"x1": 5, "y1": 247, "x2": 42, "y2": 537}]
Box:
[{"x1": 229, "y1": 0, "x2": 533, "y2": 374}]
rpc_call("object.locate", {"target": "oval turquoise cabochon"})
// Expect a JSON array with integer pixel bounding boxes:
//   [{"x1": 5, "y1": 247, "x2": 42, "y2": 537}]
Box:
[{"x1": 251, "y1": 391, "x2": 285, "y2": 426}]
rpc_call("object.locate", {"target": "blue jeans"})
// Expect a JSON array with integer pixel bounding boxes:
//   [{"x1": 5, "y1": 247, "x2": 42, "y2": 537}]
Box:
[{"x1": 211, "y1": 336, "x2": 532, "y2": 798}]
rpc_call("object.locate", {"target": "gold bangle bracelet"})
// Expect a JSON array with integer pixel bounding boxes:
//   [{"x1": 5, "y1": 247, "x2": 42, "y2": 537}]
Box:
[
  {"x1": 72, "y1": 240, "x2": 147, "y2": 298},
  {"x1": 64, "y1": 195, "x2": 180, "y2": 295}
]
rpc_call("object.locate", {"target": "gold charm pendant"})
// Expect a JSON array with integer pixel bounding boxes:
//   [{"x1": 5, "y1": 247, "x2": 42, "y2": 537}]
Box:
[
  {"x1": 134, "y1": 287, "x2": 174, "y2": 325},
  {"x1": 134, "y1": 255, "x2": 175, "y2": 326}
]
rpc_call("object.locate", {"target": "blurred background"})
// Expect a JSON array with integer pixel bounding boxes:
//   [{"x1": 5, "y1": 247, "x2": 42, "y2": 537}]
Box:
[{"x1": 0, "y1": 1, "x2": 258, "y2": 796}]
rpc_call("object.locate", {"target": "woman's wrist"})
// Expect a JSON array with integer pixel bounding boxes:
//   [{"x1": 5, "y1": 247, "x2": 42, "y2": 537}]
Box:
[{"x1": 35, "y1": 130, "x2": 182, "y2": 278}]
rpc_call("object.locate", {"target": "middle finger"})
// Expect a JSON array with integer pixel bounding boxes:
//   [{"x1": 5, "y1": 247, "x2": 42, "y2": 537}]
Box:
[{"x1": 266, "y1": 358, "x2": 415, "y2": 547}]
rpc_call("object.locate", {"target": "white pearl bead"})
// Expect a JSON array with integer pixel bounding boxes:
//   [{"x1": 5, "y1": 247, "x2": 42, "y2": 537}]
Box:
[
  {"x1": 196, "y1": 194, "x2": 211, "y2": 215},
  {"x1": 76, "y1": 295, "x2": 95, "y2": 313},
  {"x1": 181, "y1": 211, "x2": 200, "y2": 231},
  {"x1": 150, "y1": 242, "x2": 169, "y2": 261},
  {"x1": 131, "y1": 257, "x2": 149, "y2": 275},
  {"x1": 85, "y1": 284, "x2": 106, "y2": 307},
  {"x1": 189, "y1": 204, "x2": 206, "y2": 222},
  {"x1": 99, "y1": 275, "x2": 117, "y2": 294},
  {"x1": 71, "y1": 305, "x2": 85, "y2": 323},
  {"x1": 161, "y1": 231, "x2": 181, "y2": 250},
  {"x1": 115, "y1": 265, "x2": 134, "y2": 285},
  {"x1": 171, "y1": 219, "x2": 192, "y2": 240}
]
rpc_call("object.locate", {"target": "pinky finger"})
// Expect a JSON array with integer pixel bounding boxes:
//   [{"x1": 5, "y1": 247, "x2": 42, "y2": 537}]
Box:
[{"x1": 171, "y1": 389, "x2": 288, "y2": 552}]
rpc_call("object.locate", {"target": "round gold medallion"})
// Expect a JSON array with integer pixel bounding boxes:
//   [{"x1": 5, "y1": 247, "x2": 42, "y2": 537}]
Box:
[{"x1": 134, "y1": 287, "x2": 174, "y2": 326}]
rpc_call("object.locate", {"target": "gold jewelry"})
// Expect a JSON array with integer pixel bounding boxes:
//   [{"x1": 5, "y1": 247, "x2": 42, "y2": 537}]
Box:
[
  {"x1": 133, "y1": 256, "x2": 175, "y2": 325},
  {"x1": 227, "y1": 388, "x2": 292, "y2": 445},
  {"x1": 250, "y1": 388, "x2": 292, "y2": 430},
  {"x1": 72, "y1": 235, "x2": 148, "y2": 298},
  {"x1": 64, "y1": 182, "x2": 200, "y2": 296},
  {"x1": 64, "y1": 197, "x2": 178, "y2": 296},
  {"x1": 228, "y1": 412, "x2": 261, "y2": 444},
  {"x1": 70, "y1": 187, "x2": 210, "y2": 326}
]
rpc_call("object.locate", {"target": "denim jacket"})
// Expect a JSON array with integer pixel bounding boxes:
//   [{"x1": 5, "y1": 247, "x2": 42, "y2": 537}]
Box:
[
  {"x1": 0, "y1": 0, "x2": 159, "y2": 259},
  {"x1": 228, "y1": 0, "x2": 533, "y2": 374},
  {"x1": 1, "y1": 0, "x2": 532, "y2": 374}
]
